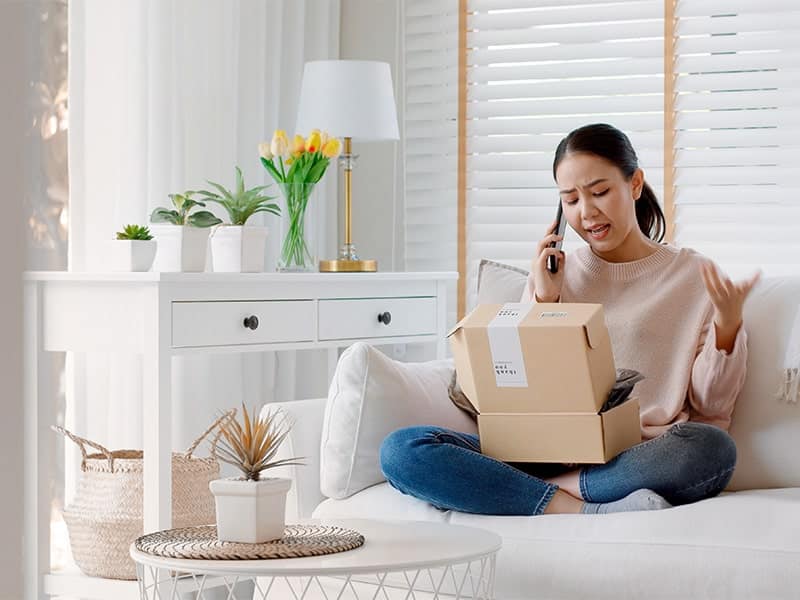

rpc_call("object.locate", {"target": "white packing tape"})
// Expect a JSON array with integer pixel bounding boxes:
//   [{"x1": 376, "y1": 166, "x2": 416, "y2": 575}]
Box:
[{"x1": 486, "y1": 303, "x2": 534, "y2": 388}]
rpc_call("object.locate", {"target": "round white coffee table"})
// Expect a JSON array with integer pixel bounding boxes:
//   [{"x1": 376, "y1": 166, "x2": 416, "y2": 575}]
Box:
[{"x1": 130, "y1": 518, "x2": 501, "y2": 599}]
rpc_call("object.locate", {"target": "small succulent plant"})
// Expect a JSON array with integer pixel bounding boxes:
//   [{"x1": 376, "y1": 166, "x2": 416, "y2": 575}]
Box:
[
  {"x1": 195, "y1": 167, "x2": 281, "y2": 226},
  {"x1": 150, "y1": 191, "x2": 223, "y2": 227},
  {"x1": 211, "y1": 404, "x2": 304, "y2": 482},
  {"x1": 115, "y1": 224, "x2": 153, "y2": 240}
]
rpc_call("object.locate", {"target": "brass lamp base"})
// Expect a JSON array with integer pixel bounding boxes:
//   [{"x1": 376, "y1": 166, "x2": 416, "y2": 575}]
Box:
[
  {"x1": 319, "y1": 258, "x2": 377, "y2": 272},
  {"x1": 323, "y1": 139, "x2": 377, "y2": 273}
]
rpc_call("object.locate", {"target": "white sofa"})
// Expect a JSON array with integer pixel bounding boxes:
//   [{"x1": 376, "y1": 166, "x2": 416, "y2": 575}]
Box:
[{"x1": 271, "y1": 272, "x2": 800, "y2": 600}]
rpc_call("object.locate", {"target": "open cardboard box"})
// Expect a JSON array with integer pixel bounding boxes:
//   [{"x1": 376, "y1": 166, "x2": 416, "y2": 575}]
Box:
[{"x1": 448, "y1": 302, "x2": 641, "y2": 463}]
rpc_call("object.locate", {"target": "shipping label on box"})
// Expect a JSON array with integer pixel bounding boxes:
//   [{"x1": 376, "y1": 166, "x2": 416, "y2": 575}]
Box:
[{"x1": 486, "y1": 303, "x2": 533, "y2": 388}]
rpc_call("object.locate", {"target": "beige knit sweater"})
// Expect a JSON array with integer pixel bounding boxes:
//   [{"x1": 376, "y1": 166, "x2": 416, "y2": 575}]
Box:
[{"x1": 522, "y1": 243, "x2": 748, "y2": 439}]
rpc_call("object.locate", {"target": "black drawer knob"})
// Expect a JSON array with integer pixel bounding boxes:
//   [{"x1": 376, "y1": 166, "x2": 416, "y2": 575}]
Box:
[
  {"x1": 243, "y1": 315, "x2": 259, "y2": 330},
  {"x1": 378, "y1": 311, "x2": 392, "y2": 325}
]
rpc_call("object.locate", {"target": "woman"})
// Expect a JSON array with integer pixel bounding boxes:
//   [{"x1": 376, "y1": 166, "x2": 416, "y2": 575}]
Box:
[{"x1": 380, "y1": 123, "x2": 761, "y2": 515}]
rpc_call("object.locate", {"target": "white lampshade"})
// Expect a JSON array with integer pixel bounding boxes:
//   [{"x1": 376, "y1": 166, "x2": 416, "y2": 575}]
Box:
[{"x1": 295, "y1": 60, "x2": 399, "y2": 142}]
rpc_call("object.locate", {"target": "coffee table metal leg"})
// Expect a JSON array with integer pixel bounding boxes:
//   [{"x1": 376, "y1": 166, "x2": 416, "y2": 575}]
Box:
[{"x1": 137, "y1": 554, "x2": 497, "y2": 600}]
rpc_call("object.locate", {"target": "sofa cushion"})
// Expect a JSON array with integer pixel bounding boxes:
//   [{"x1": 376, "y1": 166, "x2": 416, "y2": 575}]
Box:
[
  {"x1": 314, "y1": 483, "x2": 800, "y2": 599},
  {"x1": 728, "y1": 276, "x2": 800, "y2": 490},
  {"x1": 320, "y1": 342, "x2": 477, "y2": 500}
]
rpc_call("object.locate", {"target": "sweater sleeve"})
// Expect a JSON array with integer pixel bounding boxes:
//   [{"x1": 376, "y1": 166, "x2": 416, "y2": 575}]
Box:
[
  {"x1": 687, "y1": 317, "x2": 748, "y2": 431},
  {"x1": 520, "y1": 273, "x2": 560, "y2": 303}
]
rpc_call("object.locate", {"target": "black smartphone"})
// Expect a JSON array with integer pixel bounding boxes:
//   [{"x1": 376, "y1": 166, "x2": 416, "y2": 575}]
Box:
[{"x1": 547, "y1": 201, "x2": 567, "y2": 274}]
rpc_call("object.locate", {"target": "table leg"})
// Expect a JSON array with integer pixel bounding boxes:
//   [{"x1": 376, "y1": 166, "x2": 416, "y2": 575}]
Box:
[
  {"x1": 143, "y1": 293, "x2": 172, "y2": 533},
  {"x1": 23, "y1": 282, "x2": 52, "y2": 600}
]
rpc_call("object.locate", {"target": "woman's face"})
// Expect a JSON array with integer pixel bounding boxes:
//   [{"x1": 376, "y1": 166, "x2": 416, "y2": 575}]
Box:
[{"x1": 555, "y1": 152, "x2": 644, "y2": 256}]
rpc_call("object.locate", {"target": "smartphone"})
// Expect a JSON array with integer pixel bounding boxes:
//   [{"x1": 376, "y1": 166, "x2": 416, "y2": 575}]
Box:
[{"x1": 547, "y1": 201, "x2": 567, "y2": 274}]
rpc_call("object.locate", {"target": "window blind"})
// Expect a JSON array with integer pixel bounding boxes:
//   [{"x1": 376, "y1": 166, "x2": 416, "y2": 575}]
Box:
[
  {"x1": 465, "y1": 0, "x2": 665, "y2": 309},
  {"x1": 672, "y1": 0, "x2": 800, "y2": 278},
  {"x1": 402, "y1": 0, "x2": 460, "y2": 325}
]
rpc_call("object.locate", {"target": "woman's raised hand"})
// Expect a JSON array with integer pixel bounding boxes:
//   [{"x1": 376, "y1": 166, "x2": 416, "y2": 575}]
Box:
[
  {"x1": 700, "y1": 261, "x2": 761, "y2": 332},
  {"x1": 531, "y1": 220, "x2": 566, "y2": 303}
]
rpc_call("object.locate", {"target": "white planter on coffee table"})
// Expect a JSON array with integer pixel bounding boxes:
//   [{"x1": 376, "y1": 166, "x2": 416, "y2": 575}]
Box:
[
  {"x1": 150, "y1": 225, "x2": 209, "y2": 272},
  {"x1": 209, "y1": 477, "x2": 291, "y2": 543},
  {"x1": 210, "y1": 225, "x2": 269, "y2": 273},
  {"x1": 108, "y1": 239, "x2": 157, "y2": 272}
]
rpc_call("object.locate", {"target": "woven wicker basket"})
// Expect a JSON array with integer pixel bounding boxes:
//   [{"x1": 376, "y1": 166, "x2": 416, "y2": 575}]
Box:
[{"x1": 54, "y1": 412, "x2": 232, "y2": 580}]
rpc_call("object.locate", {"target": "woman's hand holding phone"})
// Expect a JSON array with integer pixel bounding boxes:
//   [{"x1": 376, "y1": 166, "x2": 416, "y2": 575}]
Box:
[{"x1": 532, "y1": 218, "x2": 566, "y2": 303}]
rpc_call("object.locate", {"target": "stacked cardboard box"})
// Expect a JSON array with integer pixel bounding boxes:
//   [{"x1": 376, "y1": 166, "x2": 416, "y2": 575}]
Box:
[{"x1": 448, "y1": 302, "x2": 641, "y2": 463}]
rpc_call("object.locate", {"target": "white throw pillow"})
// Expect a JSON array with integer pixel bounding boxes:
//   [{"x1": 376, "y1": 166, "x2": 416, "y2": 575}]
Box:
[
  {"x1": 320, "y1": 342, "x2": 478, "y2": 500},
  {"x1": 476, "y1": 259, "x2": 529, "y2": 304}
]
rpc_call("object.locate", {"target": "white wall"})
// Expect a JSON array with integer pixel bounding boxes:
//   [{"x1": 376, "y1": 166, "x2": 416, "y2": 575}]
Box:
[
  {"x1": 0, "y1": 2, "x2": 29, "y2": 597},
  {"x1": 339, "y1": 0, "x2": 405, "y2": 271}
]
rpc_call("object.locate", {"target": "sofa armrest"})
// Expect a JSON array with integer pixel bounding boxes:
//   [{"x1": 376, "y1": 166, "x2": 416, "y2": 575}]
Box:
[{"x1": 261, "y1": 397, "x2": 327, "y2": 520}]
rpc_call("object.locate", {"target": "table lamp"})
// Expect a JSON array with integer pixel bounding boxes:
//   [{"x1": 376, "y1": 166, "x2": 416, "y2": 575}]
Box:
[{"x1": 295, "y1": 60, "x2": 400, "y2": 272}]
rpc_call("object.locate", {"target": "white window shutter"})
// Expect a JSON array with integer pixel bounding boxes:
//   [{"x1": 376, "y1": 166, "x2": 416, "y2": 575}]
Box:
[
  {"x1": 402, "y1": 1, "x2": 799, "y2": 317},
  {"x1": 672, "y1": 0, "x2": 800, "y2": 278},
  {"x1": 465, "y1": 0, "x2": 665, "y2": 309},
  {"x1": 402, "y1": 0, "x2": 460, "y2": 326}
]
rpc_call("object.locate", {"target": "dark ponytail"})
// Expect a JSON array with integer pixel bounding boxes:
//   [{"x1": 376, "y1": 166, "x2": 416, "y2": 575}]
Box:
[{"x1": 553, "y1": 123, "x2": 665, "y2": 243}]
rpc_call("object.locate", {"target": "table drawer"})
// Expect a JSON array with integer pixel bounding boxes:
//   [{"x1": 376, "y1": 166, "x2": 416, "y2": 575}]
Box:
[
  {"x1": 172, "y1": 300, "x2": 315, "y2": 348},
  {"x1": 318, "y1": 297, "x2": 436, "y2": 341}
]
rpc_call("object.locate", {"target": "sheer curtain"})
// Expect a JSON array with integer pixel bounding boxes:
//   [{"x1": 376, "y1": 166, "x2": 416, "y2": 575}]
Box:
[{"x1": 67, "y1": 0, "x2": 340, "y2": 452}]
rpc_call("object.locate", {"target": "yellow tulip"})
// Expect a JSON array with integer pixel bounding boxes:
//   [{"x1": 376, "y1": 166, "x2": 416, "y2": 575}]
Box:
[
  {"x1": 258, "y1": 141, "x2": 273, "y2": 160},
  {"x1": 320, "y1": 131, "x2": 330, "y2": 147},
  {"x1": 291, "y1": 134, "x2": 305, "y2": 156},
  {"x1": 321, "y1": 137, "x2": 342, "y2": 158},
  {"x1": 270, "y1": 130, "x2": 289, "y2": 158},
  {"x1": 306, "y1": 131, "x2": 322, "y2": 154}
]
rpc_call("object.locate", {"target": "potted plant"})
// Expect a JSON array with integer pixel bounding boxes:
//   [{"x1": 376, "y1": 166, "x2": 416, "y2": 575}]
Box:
[
  {"x1": 195, "y1": 167, "x2": 281, "y2": 272},
  {"x1": 149, "y1": 191, "x2": 222, "y2": 272},
  {"x1": 109, "y1": 224, "x2": 157, "y2": 272},
  {"x1": 209, "y1": 404, "x2": 304, "y2": 544}
]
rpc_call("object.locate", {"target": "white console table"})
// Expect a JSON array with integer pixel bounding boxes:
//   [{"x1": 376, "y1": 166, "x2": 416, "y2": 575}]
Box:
[{"x1": 23, "y1": 271, "x2": 456, "y2": 600}]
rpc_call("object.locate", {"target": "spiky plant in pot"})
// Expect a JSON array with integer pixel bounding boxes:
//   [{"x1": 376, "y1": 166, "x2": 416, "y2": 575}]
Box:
[
  {"x1": 212, "y1": 404, "x2": 304, "y2": 481},
  {"x1": 196, "y1": 167, "x2": 280, "y2": 226},
  {"x1": 209, "y1": 404, "x2": 305, "y2": 542},
  {"x1": 196, "y1": 167, "x2": 280, "y2": 272}
]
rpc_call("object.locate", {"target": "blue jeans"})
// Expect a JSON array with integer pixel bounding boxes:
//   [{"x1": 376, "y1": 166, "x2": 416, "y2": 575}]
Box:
[{"x1": 379, "y1": 422, "x2": 736, "y2": 515}]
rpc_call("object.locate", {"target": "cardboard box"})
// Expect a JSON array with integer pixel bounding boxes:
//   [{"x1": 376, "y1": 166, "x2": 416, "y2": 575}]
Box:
[
  {"x1": 477, "y1": 400, "x2": 641, "y2": 463},
  {"x1": 448, "y1": 302, "x2": 641, "y2": 463}
]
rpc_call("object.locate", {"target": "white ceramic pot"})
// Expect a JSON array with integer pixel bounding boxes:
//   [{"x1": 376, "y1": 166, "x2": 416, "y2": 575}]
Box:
[
  {"x1": 108, "y1": 239, "x2": 157, "y2": 272},
  {"x1": 209, "y1": 477, "x2": 291, "y2": 544},
  {"x1": 150, "y1": 225, "x2": 209, "y2": 272},
  {"x1": 210, "y1": 225, "x2": 269, "y2": 273}
]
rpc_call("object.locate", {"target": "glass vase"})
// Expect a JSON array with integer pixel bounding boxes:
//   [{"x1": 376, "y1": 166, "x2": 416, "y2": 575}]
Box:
[{"x1": 277, "y1": 182, "x2": 318, "y2": 272}]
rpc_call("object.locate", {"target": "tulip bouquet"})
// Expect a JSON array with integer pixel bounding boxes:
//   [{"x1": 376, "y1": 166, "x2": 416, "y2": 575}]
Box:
[{"x1": 259, "y1": 129, "x2": 341, "y2": 271}]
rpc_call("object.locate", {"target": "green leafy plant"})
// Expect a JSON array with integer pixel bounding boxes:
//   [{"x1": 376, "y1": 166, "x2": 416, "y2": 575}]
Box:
[
  {"x1": 195, "y1": 166, "x2": 280, "y2": 226},
  {"x1": 211, "y1": 404, "x2": 304, "y2": 482},
  {"x1": 150, "y1": 191, "x2": 222, "y2": 227},
  {"x1": 115, "y1": 224, "x2": 153, "y2": 240}
]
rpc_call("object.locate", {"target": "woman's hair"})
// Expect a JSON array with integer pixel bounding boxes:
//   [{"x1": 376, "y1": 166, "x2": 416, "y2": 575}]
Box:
[{"x1": 553, "y1": 123, "x2": 666, "y2": 243}]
